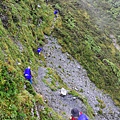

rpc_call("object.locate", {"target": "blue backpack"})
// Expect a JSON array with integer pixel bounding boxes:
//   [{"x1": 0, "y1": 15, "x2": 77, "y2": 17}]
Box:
[
  {"x1": 37, "y1": 48, "x2": 43, "y2": 54},
  {"x1": 54, "y1": 10, "x2": 58, "y2": 15},
  {"x1": 78, "y1": 114, "x2": 88, "y2": 120}
]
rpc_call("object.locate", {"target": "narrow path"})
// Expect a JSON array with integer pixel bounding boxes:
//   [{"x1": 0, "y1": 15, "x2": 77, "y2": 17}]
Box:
[{"x1": 35, "y1": 35, "x2": 120, "y2": 120}]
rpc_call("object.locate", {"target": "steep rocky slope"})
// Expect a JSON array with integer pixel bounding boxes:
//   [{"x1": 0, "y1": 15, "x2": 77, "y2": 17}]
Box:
[
  {"x1": 51, "y1": 0, "x2": 120, "y2": 107},
  {"x1": 34, "y1": 35, "x2": 120, "y2": 120},
  {"x1": 0, "y1": 0, "x2": 120, "y2": 119}
]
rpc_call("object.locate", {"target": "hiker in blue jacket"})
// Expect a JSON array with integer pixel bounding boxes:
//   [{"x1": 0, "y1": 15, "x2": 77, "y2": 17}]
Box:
[
  {"x1": 54, "y1": 10, "x2": 58, "y2": 18},
  {"x1": 37, "y1": 47, "x2": 43, "y2": 54},
  {"x1": 70, "y1": 108, "x2": 88, "y2": 120},
  {"x1": 24, "y1": 66, "x2": 32, "y2": 84}
]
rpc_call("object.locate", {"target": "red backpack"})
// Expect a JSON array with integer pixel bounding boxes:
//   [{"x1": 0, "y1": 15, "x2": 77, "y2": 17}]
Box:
[
  {"x1": 71, "y1": 112, "x2": 83, "y2": 120},
  {"x1": 71, "y1": 116, "x2": 78, "y2": 120}
]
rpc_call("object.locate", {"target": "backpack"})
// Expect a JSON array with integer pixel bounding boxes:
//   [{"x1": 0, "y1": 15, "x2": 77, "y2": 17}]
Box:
[
  {"x1": 54, "y1": 10, "x2": 58, "y2": 15},
  {"x1": 24, "y1": 68, "x2": 31, "y2": 80},
  {"x1": 78, "y1": 114, "x2": 88, "y2": 120},
  {"x1": 37, "y1": 48, "x2": 43, "y2": 54}
]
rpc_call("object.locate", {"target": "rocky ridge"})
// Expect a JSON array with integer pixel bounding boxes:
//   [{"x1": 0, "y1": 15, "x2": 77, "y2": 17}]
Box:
[{"x1": 34, "y1": 35, "x2": 120, "y2": 120}]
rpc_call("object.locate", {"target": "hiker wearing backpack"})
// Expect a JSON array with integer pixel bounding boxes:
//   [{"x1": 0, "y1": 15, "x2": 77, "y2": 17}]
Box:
[
  {"x1": 54, "y1": 10, "x2": 58, "y2": 18},
  {"x1": 70, "y1": 108, "x2": 88, "y2": 120},
  {"x1": 24, "y1": 66, "x2": 32, "y2": 84},
  {"x1": 37, "y1": 47, "x2": 43, "y2": 54}
]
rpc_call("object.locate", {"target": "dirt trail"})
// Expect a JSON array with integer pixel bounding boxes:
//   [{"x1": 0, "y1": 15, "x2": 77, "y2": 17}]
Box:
[{"x1": 34, "y1": 35, "x2": 120, "y2": 120}]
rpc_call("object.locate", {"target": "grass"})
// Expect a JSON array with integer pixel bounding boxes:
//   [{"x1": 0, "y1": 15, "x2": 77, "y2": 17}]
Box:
[
  {"x1": 0, "y1": 0, "x2": 120, "y2": 119},
  {"x1": 50, "y1": 0, "x2": 120, "y2": 107},
  {"x1": 96, "y1": 97, "x2": 106, "y2": 109},
  {"x1": 0, "y1": 0, "x2": 63, "y2": 119},
  {"x1": 42, "y1": 67, "x2": 67, "y2": 91}
]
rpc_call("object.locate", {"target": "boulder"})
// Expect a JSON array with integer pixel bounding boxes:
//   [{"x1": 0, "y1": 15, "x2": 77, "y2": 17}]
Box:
[{"x1": 60, "y1": 87, "x2": 67, "y2": 96}]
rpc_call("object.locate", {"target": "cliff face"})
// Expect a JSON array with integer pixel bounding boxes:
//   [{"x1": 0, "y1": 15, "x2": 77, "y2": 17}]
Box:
[{"x1": 0, "y1": 0, "x2": 120, "y2": 120}]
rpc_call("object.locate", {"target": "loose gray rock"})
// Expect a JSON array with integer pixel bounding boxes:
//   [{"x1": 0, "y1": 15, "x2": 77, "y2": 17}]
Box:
[{"x1": 34, "y1": 35, "x2": 120, "y2": 120}]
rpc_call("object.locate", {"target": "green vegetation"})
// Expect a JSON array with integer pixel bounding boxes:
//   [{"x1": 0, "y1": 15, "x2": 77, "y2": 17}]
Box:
[
  {"x1": 0, "y1": 0, "x2": 63, "y2": 119},
  {"x1": 43, "y1": 67, "x2": 67, "y2": 91},
  {"x1": 85, "y1": 0, "x2": 120, "y2": 45},
  {"x1": 96, "y1": 97, "x2": 106, "y2": 109},
  {"x1": 40, "y1": 106, "x2": 63, "y2": 120},
  {"x1": 0, "y1": 0, "x2": 120, "y2": 119},
  {"x1": 50, "y1": 0, "x2": 120, "y2": 106}
]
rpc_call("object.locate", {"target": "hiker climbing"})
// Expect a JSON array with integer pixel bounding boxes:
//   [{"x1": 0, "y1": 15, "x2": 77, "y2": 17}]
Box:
[
  {"x1": 70, "y1": 108, "x2": 88, "y2": 120},
  {"x1": 54, "y1": 9, "x2": 59, "y2": 18},
  {"x1": 37, "y1": 47, "x2": 43, "y2": 54},
  {"x1": 24, "y1": 66, "x2": 32, "y2": 84}
]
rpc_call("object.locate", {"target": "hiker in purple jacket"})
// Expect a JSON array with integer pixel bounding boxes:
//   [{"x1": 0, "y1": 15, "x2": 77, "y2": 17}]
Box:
[{"x1": 24, "y1": 66, "x2": 32, "y2": 84}]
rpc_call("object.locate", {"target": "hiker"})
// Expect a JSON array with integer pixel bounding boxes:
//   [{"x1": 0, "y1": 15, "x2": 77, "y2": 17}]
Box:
[
  {"x1": 24, "y1": 66, "x2": 32, "y2": 84},
  {"x1": 54, "y1": 10, "x2": 59, "y2": 18},
  {"x1": 70, "y1": 108, "x2": 88, "y2": 120},
  {"x1": 37, "y1": 47, "x2": 43, "y2": 54}
]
